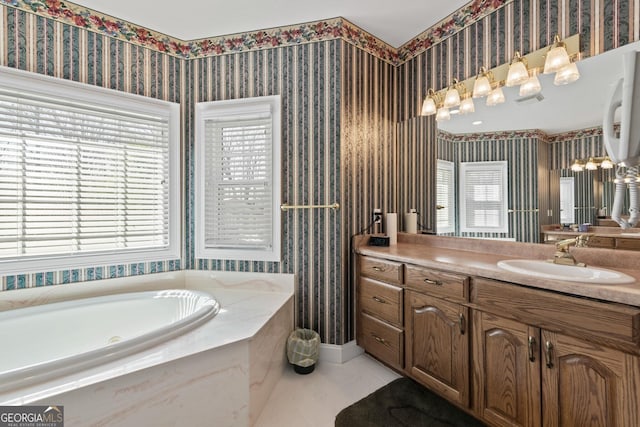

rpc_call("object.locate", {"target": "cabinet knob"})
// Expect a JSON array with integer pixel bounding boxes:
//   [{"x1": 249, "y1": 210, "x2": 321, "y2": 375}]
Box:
[
  {"x1": 372, "y1": 266, "x2": 383, "y2": 272},
  {"x1": 372, "y1": 334, "x2": 388, "y2": 346},
  {"x1": 372, "y1": 296, "x2": 387, "y2": 304},
  {"x1": 424, "y1": 278, "x2": 443, "y2": 286}
]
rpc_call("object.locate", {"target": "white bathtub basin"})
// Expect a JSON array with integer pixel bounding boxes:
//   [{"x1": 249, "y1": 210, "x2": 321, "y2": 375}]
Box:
[
  {"x1": 0, "y1": 289, "x2": 219, "y2": 393},
  {"x1": 497, "y1": 259, "x2": 636, "y2": 284}
]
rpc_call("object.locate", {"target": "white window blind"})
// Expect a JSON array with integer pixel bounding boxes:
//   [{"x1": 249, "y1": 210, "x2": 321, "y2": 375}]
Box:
[
  {"x1": 195, "y1": 96, "x2": 281, "y2": 262},
  {"x1": 436, "y1": 159, "x2": 455, "y2": 233},
  {"x1": 459, "y1": 161, "x2": 509, "y2": 233},
  {"x1": 0, "y1": 66, "x2": 180, "y2": 274},
  {"x1": 559, "y1": 176, "x2": 576, "y2": 224}
]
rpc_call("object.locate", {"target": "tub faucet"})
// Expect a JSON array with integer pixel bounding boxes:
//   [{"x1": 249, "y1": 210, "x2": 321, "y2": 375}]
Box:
[{"x1": 550, "y1": 234, "x2": 592, "y2": 267}]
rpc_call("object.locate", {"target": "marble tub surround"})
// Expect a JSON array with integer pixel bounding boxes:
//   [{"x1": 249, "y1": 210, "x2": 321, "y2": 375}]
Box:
[
  {"x1": 356, "y1": 233, "x2": 640, "y2": 306},
  {"x1": 0, "y1": 271, "x2": 294, "y2": 427}
]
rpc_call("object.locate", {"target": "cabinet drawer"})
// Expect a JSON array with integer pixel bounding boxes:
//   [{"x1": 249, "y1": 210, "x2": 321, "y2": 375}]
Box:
[
  {"x1": 404, "y1": 264, "x2": 469, "y2": 302},
  {"x1": 359, "y1": 277, "x2": 403, "y2": 326},
  {"x1": 359, "y1": 312, "x2": 403, "y2": 370},
  {"x1": 616, "y1": 238, "x2": 640, "y2": 251},
  {"x1": 471, "y1": 278, "x2": 640, "y2": 350},
  {"x1": 588, "y1": 236, "x2": 615, "y2": 249},
  {"x1": 360, "y1": 256, "x2": 403, "y2": 284}
]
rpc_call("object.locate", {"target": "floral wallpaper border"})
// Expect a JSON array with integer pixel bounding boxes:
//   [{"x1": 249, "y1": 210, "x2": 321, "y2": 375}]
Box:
[
  {"x1": 439, "y1": 129, "x2": 547, "y2": 143},
  {"x1": 397, "y1": 0, "x2": 513, "y2": 62},
  {"x1": 1, "y1": 0, "x2": 507, "y2": 64}
]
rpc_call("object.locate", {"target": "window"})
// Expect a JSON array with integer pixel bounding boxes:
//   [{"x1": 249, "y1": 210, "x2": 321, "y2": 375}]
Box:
[
  {"x1": 459, "y1": 161, "x2": 509, "y2": 233},
  {"x1": 436, "y1": 159, "x2": 455, "y2": 233},
  {"x1": 0, "y1": 67, "x2": 180, "y2": 274},
  {"x1": 559, "y1": 176, "x2": 576, "y2": 224},
  {"x1": 195, "y1": 96, "x2": 281, "y2": 262}
]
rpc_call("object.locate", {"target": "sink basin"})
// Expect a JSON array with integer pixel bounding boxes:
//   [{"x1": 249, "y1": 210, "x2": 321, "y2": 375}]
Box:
[{"x1": 496, "y1": 260, "x2": 636, "y2": 284}]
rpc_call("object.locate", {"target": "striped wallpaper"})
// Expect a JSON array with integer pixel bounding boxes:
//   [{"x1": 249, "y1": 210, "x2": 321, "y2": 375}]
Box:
[{"x1": 1, "y1": 0, "x2": 638, "y2": 344}]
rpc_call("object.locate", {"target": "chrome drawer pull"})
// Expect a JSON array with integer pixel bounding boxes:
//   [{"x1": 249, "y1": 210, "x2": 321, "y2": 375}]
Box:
[
  {"x1": 528, "y1": 336, "x2": 536, "y2": 362},
  {"x1": 424, "y1": 278, "x2": 443, "y2": 286},
  {"x1": 372, "y1": 296, "x2": 387, "y2": 304}
]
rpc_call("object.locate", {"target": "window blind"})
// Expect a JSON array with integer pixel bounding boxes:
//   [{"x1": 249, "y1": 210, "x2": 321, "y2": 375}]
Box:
[
  {"x1": 460, "y1": 161, "x2": 508, "y2": 233},
  {"x1": 436, "y1": 160, "x2": 455, "y2": 233},
  {"x1": 0, "y1": 87, "x2": 171, "y2": 260},
  {"x1": 203, "y1": 116, "x2": 273, "y2": 250}
]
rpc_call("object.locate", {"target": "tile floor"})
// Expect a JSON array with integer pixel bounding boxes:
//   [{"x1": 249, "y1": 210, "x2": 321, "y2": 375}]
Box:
[{"x1": 255, "y1": 354, "x2": 400, "y2": 426}]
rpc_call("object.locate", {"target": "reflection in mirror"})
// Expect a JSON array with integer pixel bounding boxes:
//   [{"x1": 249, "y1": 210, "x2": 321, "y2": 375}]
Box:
[
  {"x1": 559, "y1": 177, "x2": 575, "y2": 224},
  {"x1": 434, "y1": 40, "x2": 640, "y2": 243}
]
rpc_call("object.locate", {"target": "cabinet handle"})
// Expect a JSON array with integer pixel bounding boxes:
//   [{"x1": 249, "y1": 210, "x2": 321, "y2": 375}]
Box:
[
  {"x1": 458, "y1": 313, "x2": 466, "y2": 335},
  {"x1": 372, "y1": 334, "x2": 388, "y2": 346},
  {"x1": 545, "y1": 341, "x2": 554, "y2": 368},
  {"x1": 372, "y1": 266, "x2": 383, "y2": 272},
  {"x1": 528, "y1": 336, "x2": 536, "y2": 362},
  {"x1": 424, "y1": 278, "x2": 443, "y2": 286},
  {"x1": 372, "y1": 296, "x2": 387, "y2": 304}
]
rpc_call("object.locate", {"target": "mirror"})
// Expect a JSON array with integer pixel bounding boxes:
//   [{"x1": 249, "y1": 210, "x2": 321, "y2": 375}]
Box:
[{"x1": 433, "y1": 39, "x2": 640, "y2": 242}]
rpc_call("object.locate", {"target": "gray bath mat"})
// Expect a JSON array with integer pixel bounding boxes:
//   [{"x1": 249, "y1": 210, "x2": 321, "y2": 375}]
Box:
[{"x1": 335, "y1": 377, "x2": 486, "y2": 427}]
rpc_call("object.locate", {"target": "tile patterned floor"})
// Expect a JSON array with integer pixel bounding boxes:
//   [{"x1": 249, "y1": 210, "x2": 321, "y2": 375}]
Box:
[{"x1": 255, "y1": 354, "x2": 400, "y2": 426}]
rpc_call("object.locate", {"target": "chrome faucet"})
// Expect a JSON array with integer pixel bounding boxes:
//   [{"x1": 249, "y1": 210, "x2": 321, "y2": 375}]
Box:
[{"x1": 549, "y1": 234, "x2": 592, "y2": 267}]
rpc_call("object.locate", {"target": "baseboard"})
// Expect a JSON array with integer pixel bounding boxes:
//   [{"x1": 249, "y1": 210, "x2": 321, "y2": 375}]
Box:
[{"x1": 319, "y1": 340, "x2": 364, "y2": 364}]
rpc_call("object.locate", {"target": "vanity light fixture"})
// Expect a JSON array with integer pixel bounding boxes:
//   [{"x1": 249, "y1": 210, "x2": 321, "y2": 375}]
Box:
[
  {"x1": 506, "y1": 52, "x2": 529, "y2": 87},
  {"x1": 459, "y1": 97, "x2": 475, "y2": 114},
  {"x1": 571, "y1": 159, "x2": 585, "y2": 172},
  {"x1": 421, "y1": 89, "x2": 438, "y2": 115},
  {"x1": 435, "y1": 106, "x2": 451, "y2": 122},
  {"x1": 443, "y1": 79, "x2": 462, "y2": 108},
  {"x1": 472, "y1": 67, "x2": 493, "y2": 98},
  {"x1": 571, "y1": 156, "x2": 615, "y2": 172},
  {"x1": 519, "y1": 73, "x2": 542, "y2": 97},
  {"x1": 585, "y1": 157, "x2": 598, "y2": 170},
  {"x1": 554, "y1": 61, "x2": 581, "y2": 85},
  {"x1": 486, "y1": 86, "x2": 506, "y2": 106},
  {"x1": 544, "y1": 34, "x2": 571, "y2": 74}
]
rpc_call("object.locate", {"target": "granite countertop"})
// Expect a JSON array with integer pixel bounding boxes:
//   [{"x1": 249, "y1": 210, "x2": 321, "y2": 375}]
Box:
[{"x1": 356, "y1": 234, "x2": 640, "y2": 307}]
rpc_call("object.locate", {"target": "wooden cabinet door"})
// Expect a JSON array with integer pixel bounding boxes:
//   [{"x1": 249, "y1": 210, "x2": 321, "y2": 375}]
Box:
[
  {"x1": 541, "y1": 331, "x2": 640, "y2": 427},
  {"x1": 404, "y1": 290, "x2": 469, "y2": 407},
  {"x1": 473, "y1": 311, "x2": 541, "y2": 427}
]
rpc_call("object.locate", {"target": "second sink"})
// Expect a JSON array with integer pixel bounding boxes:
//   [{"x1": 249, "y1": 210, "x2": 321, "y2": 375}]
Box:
[{"x1": 496, "y1": 259, "x2": 636, "y2": 284}]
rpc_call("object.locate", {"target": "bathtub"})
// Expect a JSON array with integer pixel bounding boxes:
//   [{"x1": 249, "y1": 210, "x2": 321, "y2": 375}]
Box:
[
  {"x1": 0, "y1": 271, "x2": 294, "y2": 426},
  {"x1": 0, "y1": 289, "x2": 220, "y2": 394}
]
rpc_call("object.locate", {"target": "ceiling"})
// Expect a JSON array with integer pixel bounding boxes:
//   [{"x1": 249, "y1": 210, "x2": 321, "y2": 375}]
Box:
[{"x1": 74, "y1": 0, "x2": 469, "y2": 47}]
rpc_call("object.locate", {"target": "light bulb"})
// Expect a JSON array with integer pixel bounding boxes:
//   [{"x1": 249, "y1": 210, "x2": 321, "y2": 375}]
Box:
[
  {"x1": 554, "y1": 62, "x2": 580, "y2": 85},
  {"x1": 486, "y1": 87, "x2": 505, "y2": 106},
  {"x1": 571, "y1": 160, "x2": 584, "y2": 172},
  {"x1": 506, "y1": 56, "x2": 529, "y2": 87},
  {"x1": 585, "y1": 158, "x2": 597, "y2": 170},
  {"x1": 435, "y1": 107, "x2": 451, "y2": 122},
  {"x1": 421, "y1": 97, "x2": 437, "y2": 116},
  {"x1": 459, "y1": 97, "x2": 475, "y2": 115},
  {"x1": 544, "y1": 35, "x2": 570, "y2": 74},
  {"x1": 443, "y1": 87, "x2": 461, "y2": 108},
  {"x1": 473, "y1": 76, "x2": 492, "y2": 98},
  {"x1": 519, "y1": 74, "x2": 542, "y2": 96},
  {"x1": 600, "y1": 157, "x2": 614, "y2": 169}
]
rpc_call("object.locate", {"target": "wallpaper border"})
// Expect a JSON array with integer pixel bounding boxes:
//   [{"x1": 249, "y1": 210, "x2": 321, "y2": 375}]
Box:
[{"x1": 0, "y1": 0, "x2": 508, "y2": 64}]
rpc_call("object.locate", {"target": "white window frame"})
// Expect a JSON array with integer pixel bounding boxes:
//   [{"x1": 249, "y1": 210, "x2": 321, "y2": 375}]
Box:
[
  {"x1": 436, "y1": 159, "x2": 456, "y2": 234},
  {"x1": 195, "y1": 95, "x2": 281, "y2": 262},
  {"x1": 559, "y1": 176, "x2": 576, "y2": 224},
  {"x1": 0, "y1": 66, "x2": 181, "y2": 275},
  {"x1": 459, "y1": 161, "x2": 509, "y2": 233}
]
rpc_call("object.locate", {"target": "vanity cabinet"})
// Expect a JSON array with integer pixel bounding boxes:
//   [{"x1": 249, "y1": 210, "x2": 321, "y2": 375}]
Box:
[
  {"x1": 356, "y1": 251, "x2": 640, "y2": 426},
  {"x1": 472, "y1": 278, "x2": 640, "y2": 427}
]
